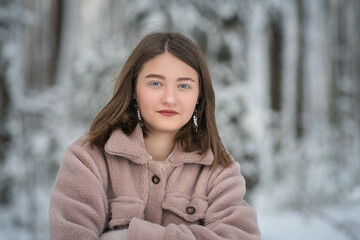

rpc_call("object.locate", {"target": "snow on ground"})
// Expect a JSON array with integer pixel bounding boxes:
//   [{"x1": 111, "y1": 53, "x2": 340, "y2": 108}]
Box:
[
  {"x1": 254, "y1": 194, "x2": 360, "y2": 240},
  {"x1": 258, "y1": 209, "x2": 347, "y2": 240}
]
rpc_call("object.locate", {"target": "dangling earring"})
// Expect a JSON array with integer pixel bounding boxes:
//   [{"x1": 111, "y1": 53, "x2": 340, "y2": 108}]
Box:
[
  {"x1": 136, "y1": 104, "x2": 144, "y2": 126},
  {"x1": 193, "y1": 109, "x2": 198, "y2": 132}
]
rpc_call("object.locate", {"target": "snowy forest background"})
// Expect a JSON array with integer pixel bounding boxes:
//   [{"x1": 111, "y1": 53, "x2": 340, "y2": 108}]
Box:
[{"x1": 0, "y1": 0, "x2": 359, "y2": 239}]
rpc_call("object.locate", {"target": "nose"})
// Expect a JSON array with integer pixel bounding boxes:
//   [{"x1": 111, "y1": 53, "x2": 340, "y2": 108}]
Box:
[{"x1": 161, "y1": 85, "x2": 177, "y2": 106}]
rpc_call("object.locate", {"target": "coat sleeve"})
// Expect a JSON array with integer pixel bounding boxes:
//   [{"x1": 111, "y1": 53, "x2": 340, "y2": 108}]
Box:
[
  {"x1": 127, "y1": 162, "x2": 261, "y2": 240},
  {"x1": 49, "y1": 138, "x2": 109, "y2": 240}
]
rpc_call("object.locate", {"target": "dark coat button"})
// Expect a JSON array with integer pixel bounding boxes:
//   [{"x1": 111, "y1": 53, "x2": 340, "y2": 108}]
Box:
[
  {"x1": 152, "y1": 175, "x2": 160, "y2": 184},
  {"x1": 186, "y1": 206, "x2": 196, "y2": 214}
]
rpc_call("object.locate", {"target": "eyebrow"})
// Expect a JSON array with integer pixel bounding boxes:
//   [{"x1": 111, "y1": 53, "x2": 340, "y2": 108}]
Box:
[
  {"x1": 145, "y1": 74, "x2": 165, "y2": 80},
  {"x1": 145, "y1": 74, "x2": 196, "y2": 82}
]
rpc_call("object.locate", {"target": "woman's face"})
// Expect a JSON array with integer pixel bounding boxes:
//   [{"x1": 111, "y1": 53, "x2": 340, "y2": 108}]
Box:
[{"x1": 136, "y1": 52, "x2": 199, "y2": 136}]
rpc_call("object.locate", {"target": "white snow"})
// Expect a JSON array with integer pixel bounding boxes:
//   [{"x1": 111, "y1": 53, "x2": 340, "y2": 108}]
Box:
[{"x1": 254, "y1": 192, "x2": 360, "y2": 240}]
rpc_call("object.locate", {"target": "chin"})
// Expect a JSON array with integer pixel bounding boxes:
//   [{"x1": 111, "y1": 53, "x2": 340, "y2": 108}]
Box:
[
  {"x1": 153, "y1": 126, "x2": 182, "y2": 134},
  {"x1": 146, "y1": 120, "x2": 187, "y2": 134}
]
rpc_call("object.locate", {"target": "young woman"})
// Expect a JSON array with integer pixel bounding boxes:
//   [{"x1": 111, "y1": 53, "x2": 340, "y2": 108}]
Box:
[{"x1": 49, "y1": 32, "x2": 261, "y2": 240}]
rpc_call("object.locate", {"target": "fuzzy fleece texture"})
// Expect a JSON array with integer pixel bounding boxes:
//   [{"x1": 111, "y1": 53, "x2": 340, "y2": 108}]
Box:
[{"x1": 49, "y1": 124, "x2": 261, "y2": 239}]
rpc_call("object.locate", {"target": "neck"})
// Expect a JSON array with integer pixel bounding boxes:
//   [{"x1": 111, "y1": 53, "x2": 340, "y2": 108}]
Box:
[{"x1": 144, "y1": 131, "x2": 175, "y2": 162}]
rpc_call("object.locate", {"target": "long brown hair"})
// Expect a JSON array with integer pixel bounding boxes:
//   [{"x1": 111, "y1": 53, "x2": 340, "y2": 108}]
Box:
[{"x1": 87, "y1": 32, "x2": 233, "y2": 168}]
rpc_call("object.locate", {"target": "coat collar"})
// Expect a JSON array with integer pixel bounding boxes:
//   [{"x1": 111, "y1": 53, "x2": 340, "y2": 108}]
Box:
[{"x1": 104, "y1": 124, "x2": 214, "y2": 166}]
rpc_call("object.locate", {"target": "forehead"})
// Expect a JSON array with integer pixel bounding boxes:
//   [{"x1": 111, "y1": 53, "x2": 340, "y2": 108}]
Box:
[{"x1": 139, "y1": 53, "x2": 198, "y2": 80}]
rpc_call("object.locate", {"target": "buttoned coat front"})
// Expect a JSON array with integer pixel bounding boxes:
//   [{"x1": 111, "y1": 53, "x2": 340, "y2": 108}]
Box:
[{"x1": 49, "y1": 125, "x2": 261, "y2": 239}]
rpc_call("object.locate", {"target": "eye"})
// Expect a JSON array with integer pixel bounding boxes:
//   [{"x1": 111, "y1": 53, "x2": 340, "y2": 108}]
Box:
[
  {"x1": 179, "y1": 84, "x2": 190, "y2": 89},
  {"x1": 149, "y1": 81, "x2": 161, "y2": 87}
]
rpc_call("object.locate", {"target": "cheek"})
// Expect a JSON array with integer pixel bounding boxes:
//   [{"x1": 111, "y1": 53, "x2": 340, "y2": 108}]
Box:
[
  {"x1": 183, "y1": 98, "x2": 198, "y2": 116},
  {"x1": 137, "y1": 89, "x2": 154, "y2": 111}
]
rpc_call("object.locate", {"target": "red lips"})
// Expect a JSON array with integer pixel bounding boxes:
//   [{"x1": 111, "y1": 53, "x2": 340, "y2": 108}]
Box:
[{"x1": 158, "y1": 110, "x2": 178, "y2": 116}]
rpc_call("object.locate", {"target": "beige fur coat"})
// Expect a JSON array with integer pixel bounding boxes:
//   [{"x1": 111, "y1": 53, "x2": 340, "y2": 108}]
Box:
[{"x1": 49, "y1": 125, "x2": 261, "y2": 239}]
